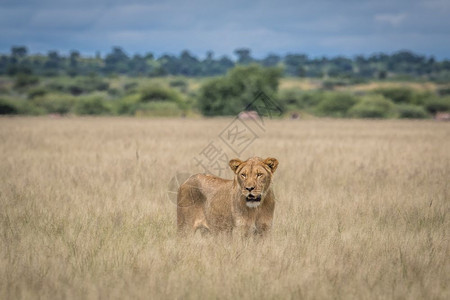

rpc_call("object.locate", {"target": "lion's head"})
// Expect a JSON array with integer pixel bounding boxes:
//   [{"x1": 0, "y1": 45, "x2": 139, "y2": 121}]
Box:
[{"x1": 229, "y1": 157, "x2": 279, "y2": 208}]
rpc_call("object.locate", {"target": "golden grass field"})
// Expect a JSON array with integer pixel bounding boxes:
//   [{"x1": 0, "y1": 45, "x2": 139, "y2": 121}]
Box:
[
  {"x1": 278, "y1": 78, "x2": 441, "y2": 93},
  {"x1": 1, "y1": 117, "x2": 449, "y2": 299}
]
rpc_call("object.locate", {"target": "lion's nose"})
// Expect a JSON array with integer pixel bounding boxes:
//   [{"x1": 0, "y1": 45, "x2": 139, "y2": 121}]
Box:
[{"x1": 245, "y1": 186, "x2": 255, "y2": 191}]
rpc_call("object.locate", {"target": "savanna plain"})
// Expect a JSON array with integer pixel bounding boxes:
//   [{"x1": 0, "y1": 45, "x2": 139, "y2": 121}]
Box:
[{"x1": 0, "y1": 117, "x2": 449, "y2": 299}]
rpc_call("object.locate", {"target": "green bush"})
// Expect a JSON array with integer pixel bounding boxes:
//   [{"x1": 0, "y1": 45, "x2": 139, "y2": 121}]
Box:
[
  {"x1": 67, "y1": 77, "x2": 110, "y2": 95},
  {"x1": 32, "y1": 94, "x2": 75, "y2": 114},
  {"x1": 321, "y1": 78, "x2": 360, "y2": 90},
  {"x1": 396, "y1": 104, "x2": 429, "y2": 119},
  {"x1": 315, "y1": 93, "x2": 359, "y2": 117},
  {"x1": 430, "y1": 71, "x2": 450, "y2": 83},
  {"x1": 278, "y1": 89, "x2": 302, "y2": 107},
  {"x1": 197, "y1": 78, "x2": 234, "y2": 116},
  {"x1": 67, "y1": 84, "x2": 84, "y2": 95},
  {"x1": 169, "y1": 79, "x2": 188, "y2": 88},
  {"x1": 349, "y1": 95, "x2": 395, "y2": 118},
  {"x1": 198, "y1": 64, "x2": 282, "y2": 116},
  {"x1": 0, "y1": 97, "x2": 44, "y2": 115},
  {"x1": 424, "y1": 97, "x2": 450, "y2": 114},
  {"x1": 373, "y1": 87, "x2": 414, "y2": 104},
  {"x1": 135, "y1": 101, "x2": 182, "y2": 117},
  {"x1": 28, "y1": 87, "x2": 48, "y2": 99},
  {"x1": 43, "y1": 76, "x2": 110, "y2": 96},
  {"x1": 107, "y1": 88, "x2": 121, "y2": 97},
  {"x1": 298, "y1": 92, "x2": 325, "y2": 110},
  {"x1": 81, "y1": 77, "x2": 109, "y2": 92},
  {"x1": 140, "y1": 85, "x2": 181, "y2": 102},
  {"x1": 114, "y1": 94, "x2": 141, "y2": 115},
  {"x1": 115, "y1": 88, "x2": 188, "y2": 116},
  {"x1": 46, "y1": 81, "x2": 66, "y2": 92},
  {"x1": 74, "y1": 94, "x2": 111, "y2": 115},
  {"x1": 169, "y1": 79, "x2": 188, "y2": 93},
  {"x1": 278, "y1": 90, "x2": 323, "y2": 111},
  {"x1": 124, "y1": 82, "x2": 138, "y2": 92},
  {"x1": 438, "y1": 87, "x2": 450, "y2": 96},
  {"x1": 228, "y1": 64, "x2": 281, "y2": 96},
  {"x1": 0, "y1": 98, "x2": 20, "y2": 114},
  {"x1": 14, "y1": 74, "x2": 39, "y2": 88}
]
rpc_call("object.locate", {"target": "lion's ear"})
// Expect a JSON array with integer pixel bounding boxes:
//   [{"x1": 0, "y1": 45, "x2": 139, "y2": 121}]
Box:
[
  {"x1": 229, "y1": 158, "x2": 243, "y2": 173},
  {"x1": 264, "y1": 157, "x2": 279, "y2": 173}
]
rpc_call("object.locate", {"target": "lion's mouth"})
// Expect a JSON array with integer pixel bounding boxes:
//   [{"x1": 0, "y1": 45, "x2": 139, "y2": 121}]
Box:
[{"x1": 246, "y1": 194, "x2": 262, "y2": 202}]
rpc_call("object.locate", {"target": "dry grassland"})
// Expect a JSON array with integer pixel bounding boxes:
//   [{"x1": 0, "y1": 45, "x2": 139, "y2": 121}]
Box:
[
  {"x1": 278, "y1": 78, "x2": 322, "y2": 91},
  {"x1": 278, "y1": 77, "x2": 441, "y2": 93},
  {"x1": 0, "y1": 117, "x2": 449, "y2": 299}
]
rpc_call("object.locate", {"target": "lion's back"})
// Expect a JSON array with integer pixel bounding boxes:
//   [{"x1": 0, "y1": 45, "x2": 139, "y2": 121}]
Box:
[{"x1": 177, "y1": 173, "x2": 234, "y2": 233}]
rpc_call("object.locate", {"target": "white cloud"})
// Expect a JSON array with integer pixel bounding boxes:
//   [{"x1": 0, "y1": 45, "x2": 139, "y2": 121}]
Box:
[
  {"x1": 29, "y1": 8, "x2": 102, "y2": 29},
  {"x1": 420, "y1": 0, "x2": 450, "y2": 12},
  {"x1": 374, "y1": 13, "x2": 407, "y2": 26},
  {"x1": 0, "y1": 0, "x2": 449, "y2": 59}
]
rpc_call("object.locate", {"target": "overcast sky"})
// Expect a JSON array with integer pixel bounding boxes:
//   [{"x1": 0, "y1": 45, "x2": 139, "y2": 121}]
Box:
[{"x1": 1, "y1": 0, "x2": 449, "y2": 59}]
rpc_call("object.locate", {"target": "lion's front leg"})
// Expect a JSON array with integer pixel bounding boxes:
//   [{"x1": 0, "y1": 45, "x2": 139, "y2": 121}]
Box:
[
  {"x1": 233, "y1": 217, "x2": 253, "y2": 238},
  {"x1": 255, "y1": 222, "x2": 272, "y2": 236},
  {"x1": 255, "y1": 199, "x2": 274, "y2": 237},
  {"x1": 255, "y1": 210, "x2": 273, "y2": 237},
  {"x1": 235, "y1": 222, "x2": 269, "y2": 238}
]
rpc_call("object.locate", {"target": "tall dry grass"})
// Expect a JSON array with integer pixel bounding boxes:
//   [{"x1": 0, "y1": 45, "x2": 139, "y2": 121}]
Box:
[{"x1": 0, "y1": 117, "x2": 449, "y2": 299}]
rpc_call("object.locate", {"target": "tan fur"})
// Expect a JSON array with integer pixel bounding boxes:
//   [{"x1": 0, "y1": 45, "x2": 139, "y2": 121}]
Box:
[{"x1": 177, "y1": 157, "x2": 279, "y2": 236}]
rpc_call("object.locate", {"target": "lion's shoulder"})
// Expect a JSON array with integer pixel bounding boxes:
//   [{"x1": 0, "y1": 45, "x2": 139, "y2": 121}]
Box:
[{"x1": 180, "y1": 173, "x2": 232, "y2": 194}]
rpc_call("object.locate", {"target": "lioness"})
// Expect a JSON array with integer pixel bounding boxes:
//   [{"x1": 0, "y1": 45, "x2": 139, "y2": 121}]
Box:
[{"x1": 177, "y1": 157, "x2": 278, "y2": 236}]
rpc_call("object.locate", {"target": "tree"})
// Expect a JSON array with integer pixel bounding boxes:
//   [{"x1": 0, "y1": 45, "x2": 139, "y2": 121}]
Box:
[
  {"x1": 234, "y1": 48, "x2": 253, "y2": 65},
  {"x1": 0, "y1": 46, "x2": 448, "y2": 79},
  {"x1": 68, "y1": 50, "x2": 80, "y2": 76},
  {"x1": 43, "y1": 51, "x2": 61, "y2": 76},
  {"x1": 178, "y1": 50, "x2": 201, "y2": 76},
  {"x1": 104, "y1": 47, "x2": 129, "y2": 74},
  {"x1": 261, "y1": 54, "x2": 281, "y2": 67},
  {"x1": 217, "y1": 56, "x2": 234, "y2": 71},
  {"x1": 11, "y1": 46, "x2": 28, "y2": 58},
  {"x1": 349, "y1": 95, "x2": 395, "y2": 118},
  {"x1": 198, "y1": 64, "x2": 282, "y2": 116},
  {"x1": 316, "y1": 93, "x2": 359, "y2": 117},
  {"x1": 157, "y1": 54, "x2": 178, "y2": 75},
  {"x1": 284, "y1": 54, "x2": 308, "y2": 76},
  {"x1": 129, "y1": 54, "x2": 149, "y2": 76},
  {"x1": 6, "y1": 46, "x2": 32, "y2": 75},
  {"x1": 206, "y1": 51, "x2": 214, "y2": 61}
]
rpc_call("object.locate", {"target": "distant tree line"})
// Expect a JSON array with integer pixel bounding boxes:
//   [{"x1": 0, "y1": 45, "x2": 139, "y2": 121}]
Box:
[
  {"x1": 1, "y1": 46, "x2": 450, "y2": 81},
  {"x1": 1, "y1": 63, "x2": 449, "y2": 118}
]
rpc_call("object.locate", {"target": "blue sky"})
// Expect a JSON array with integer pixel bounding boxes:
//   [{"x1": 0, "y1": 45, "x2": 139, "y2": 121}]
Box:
[{"x1": 1, "y1": 0, "x2": 449, "y2": 59}]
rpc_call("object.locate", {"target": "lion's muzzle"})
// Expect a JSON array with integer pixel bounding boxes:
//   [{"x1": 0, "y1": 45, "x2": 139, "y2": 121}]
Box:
[{"x1": 245, "y1": 194, "x2": 262, "y2": 208}]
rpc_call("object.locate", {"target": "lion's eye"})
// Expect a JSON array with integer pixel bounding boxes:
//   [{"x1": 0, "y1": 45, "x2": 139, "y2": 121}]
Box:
[
  {"x1": 257, "y1": 173, "x2": 263, "y2": 177},
  {"x1": 241, "y1": 173, "x2": 246, "y2": 178}
]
